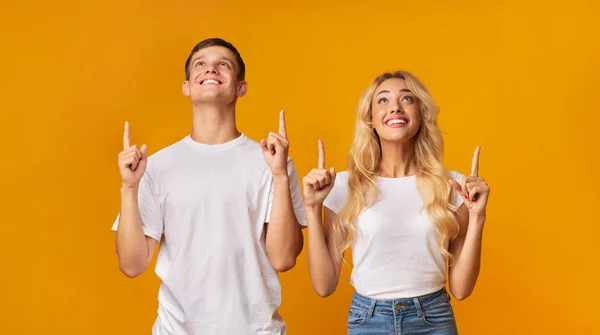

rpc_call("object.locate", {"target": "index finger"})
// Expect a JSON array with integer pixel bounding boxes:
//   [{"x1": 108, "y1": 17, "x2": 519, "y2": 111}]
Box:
[
  {"x1": 123, "y1": 121, "x2": 130, "y2": 150},
  {"x1": 279, "y1": 110, "x2": 287, "y2": 138},
  {"x1": 471, "y1": 146, "x2": 480, "y2": 176},
  {"x1": 318, "y1": 138, "x2": 325, "y2": 169}
]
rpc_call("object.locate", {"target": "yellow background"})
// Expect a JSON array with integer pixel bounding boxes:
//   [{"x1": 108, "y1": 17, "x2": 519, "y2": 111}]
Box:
[{"x1": 1, "y1": 0, "x2": 598, "y2": 334}]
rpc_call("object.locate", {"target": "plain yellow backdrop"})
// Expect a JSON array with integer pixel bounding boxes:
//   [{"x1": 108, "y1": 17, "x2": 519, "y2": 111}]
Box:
[{"x1": 1, "y1": 0, "x2": 599, "y2": 334}]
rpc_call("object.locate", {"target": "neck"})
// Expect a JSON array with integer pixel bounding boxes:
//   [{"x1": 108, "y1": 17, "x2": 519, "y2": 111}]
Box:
[
  {"x1": 190, "y1": 102, "x2": 240, "y2": 145},
  {"x1": 378, "y1": 139, "x2": 417, "y2": 178}
]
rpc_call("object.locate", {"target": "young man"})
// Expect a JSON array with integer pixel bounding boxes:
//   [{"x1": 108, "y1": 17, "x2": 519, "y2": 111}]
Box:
[{"x1": 112, "y1": 38, "x2": 306, "y2": 335}]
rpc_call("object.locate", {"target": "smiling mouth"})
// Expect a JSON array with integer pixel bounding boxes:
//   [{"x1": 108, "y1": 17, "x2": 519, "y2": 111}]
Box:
[
  {"x1": 200, "y1": 79, "x2": 222, "y2": 85},
  {"x1": 386, "y1": 118, "x2": 408, "y2": 126}
]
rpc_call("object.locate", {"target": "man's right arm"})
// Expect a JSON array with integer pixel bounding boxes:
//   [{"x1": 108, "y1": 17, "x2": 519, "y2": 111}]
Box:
[{"x1": 114, "y1": 121, "x2": 158, "y2": 278}]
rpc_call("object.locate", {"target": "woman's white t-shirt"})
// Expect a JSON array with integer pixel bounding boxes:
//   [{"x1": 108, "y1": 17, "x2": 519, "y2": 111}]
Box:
[{"x1": 323, "y1": 171, "x2": 464, "y2": 300}]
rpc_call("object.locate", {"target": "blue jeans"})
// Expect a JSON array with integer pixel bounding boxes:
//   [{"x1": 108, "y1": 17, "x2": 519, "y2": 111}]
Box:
[{"x1": 348, "y1": 288, "x2": 458, "y2": 334}]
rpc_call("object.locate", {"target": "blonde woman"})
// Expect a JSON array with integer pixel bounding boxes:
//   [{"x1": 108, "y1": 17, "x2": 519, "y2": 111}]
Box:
[{"x1": 302, "y1": 71, "x2": 490, "y2": 334}]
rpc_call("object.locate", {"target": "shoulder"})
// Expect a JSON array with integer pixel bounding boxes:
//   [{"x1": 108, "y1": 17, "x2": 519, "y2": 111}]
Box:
[
  {"x1": 335, "y1": 171, "x2": 350, "y2": 183},
  {"x1": 330, "y1": 171, "x2": 350, "y2": 194},
  {"x1": 241, "y1": 135, "x2": 262, "y2": 150},
  {"x1": 237, "y1": 134, "x2": 266, "y2": 159},
  {"x1": 145, "y1": 137, "x2": 188, "y2": 172},
  {"x1": 323, "y1": 170, "x2": 350, "y2": 212},
  {"x1": 239, "y1": 134, "x2": 299, "y2": 168}
]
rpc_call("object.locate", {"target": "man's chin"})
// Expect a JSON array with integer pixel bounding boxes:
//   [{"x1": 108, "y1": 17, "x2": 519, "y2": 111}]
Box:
[{"x1": 191, "y1": 94, "x2": 236, "y2": 105}]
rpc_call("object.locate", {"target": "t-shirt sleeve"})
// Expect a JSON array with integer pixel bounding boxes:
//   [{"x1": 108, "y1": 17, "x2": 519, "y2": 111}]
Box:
[
  {"x1": 448, "y1": 170, "x2": 466, "y2": 211},
  {"x1": 265, "y1": 158, "x2": 307, "y2": 226},
  {"x1": 323, "y1": 172, "x2": 348, "y2": 214},
  {"x1": 111, "y1": 166, "x2": 164, "y2": 241}
]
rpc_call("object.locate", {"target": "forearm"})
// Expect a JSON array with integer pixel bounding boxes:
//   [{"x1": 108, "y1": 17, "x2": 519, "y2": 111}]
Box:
[
  {"x1": 306, "y1": 205, "x2": 339, "y2": 297},
  {"x1": 265, "y1": 175, "x2": 303, "y2": 271},
  {"x1": 449, "y1": 215, "x2": 485, "y2": 300},
  {"x1": 115, "y1": 186, "x2": 150, "y2": 277}
]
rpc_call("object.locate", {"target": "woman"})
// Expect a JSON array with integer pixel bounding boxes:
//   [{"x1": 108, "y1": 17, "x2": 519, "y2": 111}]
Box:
[{"x1": 302, "y1": 71, "x2": 490, "y2": 334}]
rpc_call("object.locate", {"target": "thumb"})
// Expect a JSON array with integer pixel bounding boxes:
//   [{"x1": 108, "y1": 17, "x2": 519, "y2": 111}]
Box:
[
  {"x1": 259, "y1": 139, "x2": 269, "y2": 153},
  {"x1": 137, "y1": 144, "x2": 149, "y2": 171},
  {"x1": 447, "y1": 179, "x2": 461, "y2": 193},
  {"x1": 140, "y1": 144, "x2": 148, "y2": 160},
  {"x1": 329, "y1": 167, "x2": 337, "y2": 183}
]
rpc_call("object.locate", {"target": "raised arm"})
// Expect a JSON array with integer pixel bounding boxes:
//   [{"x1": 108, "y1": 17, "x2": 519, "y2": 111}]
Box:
[{"x1": 304, "y1": 139, "x2": 345, "y2": 297}]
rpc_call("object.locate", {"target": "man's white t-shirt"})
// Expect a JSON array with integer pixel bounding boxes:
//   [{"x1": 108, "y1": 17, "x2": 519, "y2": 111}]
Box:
[
  {"x1": 112, "y1": 134, "x2": 306, "y2": 335},
  {"x1": 323, "y1": 171, "x2": 464, "y2": 300}
]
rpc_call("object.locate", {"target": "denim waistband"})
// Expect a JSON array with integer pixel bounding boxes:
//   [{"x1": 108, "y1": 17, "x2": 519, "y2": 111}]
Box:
[{"x1": 350, "y1": 288, "x2": 451, "y2": 315}]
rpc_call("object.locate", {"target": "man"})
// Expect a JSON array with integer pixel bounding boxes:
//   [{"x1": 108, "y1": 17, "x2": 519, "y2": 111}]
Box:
[{"x1": 112, "y1": 38, "x2": 306, "y2": 334}]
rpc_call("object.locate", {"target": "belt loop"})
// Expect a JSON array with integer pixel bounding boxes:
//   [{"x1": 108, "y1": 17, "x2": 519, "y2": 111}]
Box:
[
  {"x1": 367, "y1": 298, "x2": 376, "y2": 317},
  {"x1": 413, "y1": 297, "x2": 424, "y2": 318}
]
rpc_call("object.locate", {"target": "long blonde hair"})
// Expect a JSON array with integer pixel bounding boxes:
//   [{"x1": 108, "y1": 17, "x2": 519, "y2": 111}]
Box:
[{"x1": 334, "y1": 71, "x2": 459, "y2": 261}]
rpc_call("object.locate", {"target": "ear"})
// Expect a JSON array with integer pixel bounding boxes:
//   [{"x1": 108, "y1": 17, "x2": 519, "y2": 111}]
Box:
[
  {"x1": 236, "y1": 81, "x2": 248, "y2": 97},
  {"x1": 182, "y1": 80, "x2": 190, "y2": 96}
]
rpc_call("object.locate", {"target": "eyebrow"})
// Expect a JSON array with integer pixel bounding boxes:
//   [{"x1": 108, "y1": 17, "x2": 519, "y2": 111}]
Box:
[
  {"x1": 376, "y1": 88, "x2": 412, "y2": 97},
  {"x1": 190, "y1": 56, "x2": 235, "y2": 66}
]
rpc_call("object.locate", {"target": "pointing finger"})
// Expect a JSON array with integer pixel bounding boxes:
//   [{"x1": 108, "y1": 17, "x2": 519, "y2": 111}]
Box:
[
  {"x1": 279, "y1": 110, "x2": 287, "y2": 138},
  {"x1": 471, "y1": 146, "x2": 480, "y2": 177},
  {"x1": 123, "y1": 121, "x2": 130, "y2": 150},
  {"x1": 318, "y1": 138, "x2": 325, "y2": 169}
]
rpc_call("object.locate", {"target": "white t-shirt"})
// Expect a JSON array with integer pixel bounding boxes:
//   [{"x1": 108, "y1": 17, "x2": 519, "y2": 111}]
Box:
[
  {"x1": 111, "y1": 133, "x2": 306, "y2": 335},
  {"x1": 323, "y1": 171, "x2": 464, "y2": 300}
]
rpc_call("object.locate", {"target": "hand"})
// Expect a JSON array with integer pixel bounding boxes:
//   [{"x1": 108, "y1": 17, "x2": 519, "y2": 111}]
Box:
[
  {"x1": 448, "y1": 146, "x2": 490, "y2": 218},
  {"x1": 302, "y1": 139, "x2": 336, "y2": 207},
  {"x1": 261, "y1": 110, "x2": 289, "y2": 177},
  {"x1": 118, "y1": 121, "x2": 148, "y2": 189}
]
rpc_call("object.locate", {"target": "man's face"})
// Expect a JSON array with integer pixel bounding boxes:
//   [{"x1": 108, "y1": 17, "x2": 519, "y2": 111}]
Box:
[{"x1": 182, "y1": 46, "x2": 247, "y2": 104}]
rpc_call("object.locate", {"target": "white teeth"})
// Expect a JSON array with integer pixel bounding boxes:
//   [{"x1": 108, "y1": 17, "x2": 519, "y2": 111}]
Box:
[
  {"x1": 387, "y1": 119, "x2": 407, "y2": 125},
  {"x1": 202, "y1": 79, "x2": 220, "y2": 85}
]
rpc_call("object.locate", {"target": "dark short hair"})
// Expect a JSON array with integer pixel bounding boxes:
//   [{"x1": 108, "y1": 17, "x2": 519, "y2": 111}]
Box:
[{"x1": 184, "y1": 38, "x2": 246, "y2": 81}]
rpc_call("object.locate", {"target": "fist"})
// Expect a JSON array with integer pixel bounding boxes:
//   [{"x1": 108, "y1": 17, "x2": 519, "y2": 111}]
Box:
[
  {"x1": 118, "y1": 121, "x2": 148, "y2": 189},
  {"x1": 302, "y1": 139, "x2": 336, "y2": 207}
]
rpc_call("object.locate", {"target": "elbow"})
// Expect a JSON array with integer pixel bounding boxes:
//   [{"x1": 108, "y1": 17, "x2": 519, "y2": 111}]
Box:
[
  {"x1": 452, "y1": 293, "x2": 469, "y2": 301},
  {"x1": 314, "y1": 283, "x2": 337, "y2": 298},
  {"x1": 311, "y1": 275, "x2": 337, "y2": 297},
  {"x1": 315, "y1": 287, "x2": 335, "y2": 298},
  {"x1": 118, "y1": 262, "x2": 145, "y2": 278},
  {"x1": 450, "y1": 287, "x2": 472, "y2": 301},
  {"x1": 272, "y1": 256, "x2": 297, "y2": 273}
]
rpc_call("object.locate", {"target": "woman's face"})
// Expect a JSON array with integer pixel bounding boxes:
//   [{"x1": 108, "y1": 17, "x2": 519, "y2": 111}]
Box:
[{"x1": 370, "y1": 78, "x2": 422, "y2": 144}]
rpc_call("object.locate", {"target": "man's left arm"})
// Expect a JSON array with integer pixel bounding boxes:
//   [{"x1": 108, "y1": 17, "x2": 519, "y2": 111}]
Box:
[{"x1": 260, "y1": 111, "x2": 306, "y2": 272}]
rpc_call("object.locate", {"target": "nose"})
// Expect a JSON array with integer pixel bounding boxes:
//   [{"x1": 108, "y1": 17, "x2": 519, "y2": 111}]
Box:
[
  {"x1": 204, "y1": 64, "x2": 218, "y2": 74},
  {"x1": 389, "y1": 106, "x2": 404, "y2": 114}
]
